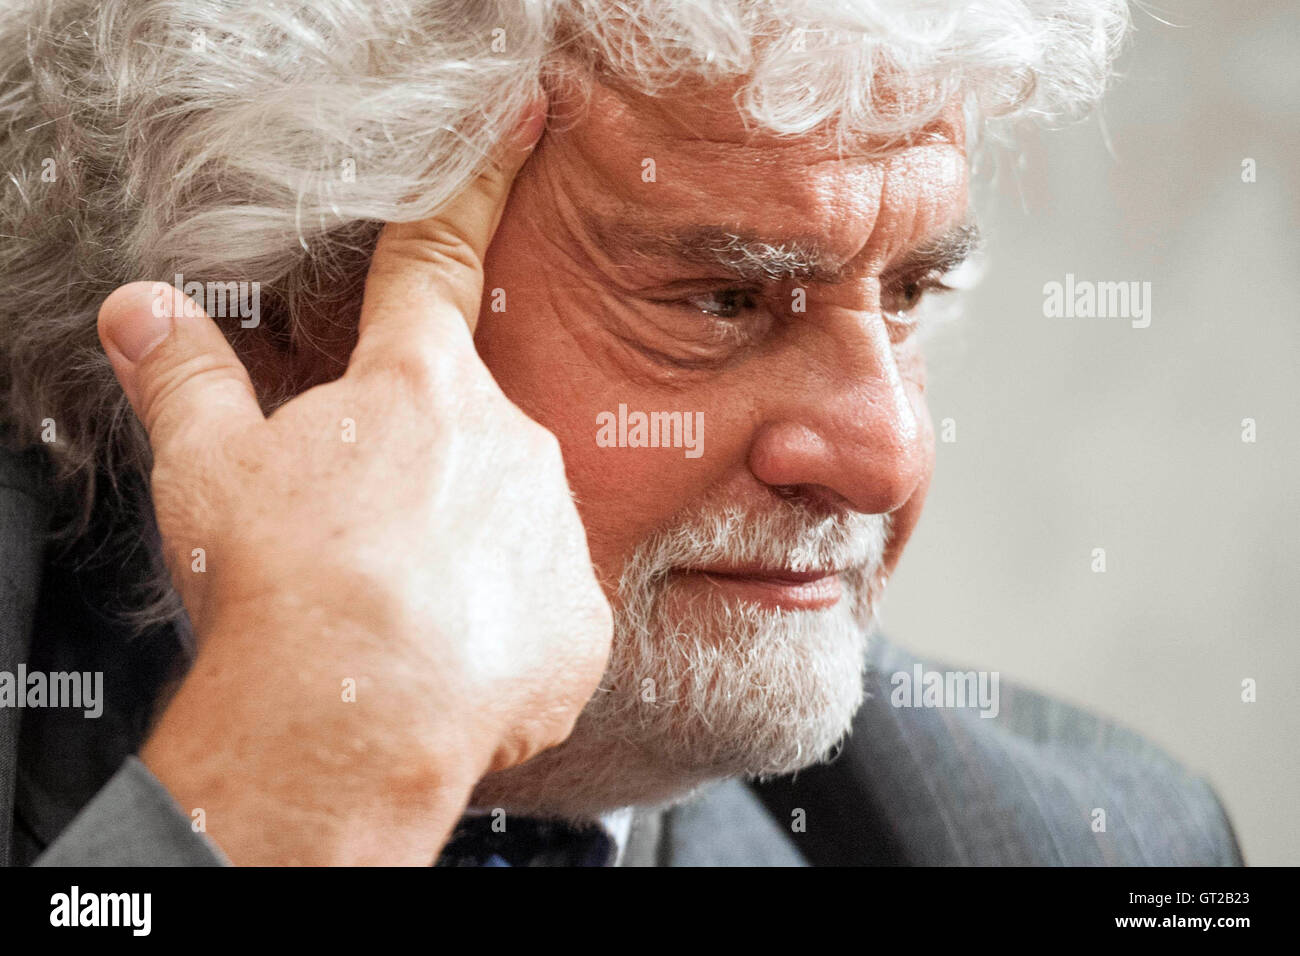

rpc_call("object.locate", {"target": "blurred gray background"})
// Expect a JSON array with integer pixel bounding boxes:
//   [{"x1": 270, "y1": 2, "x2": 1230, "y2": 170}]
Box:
[{"x1": 884, "y1": 0, "x2": 1299, "y2": 866}]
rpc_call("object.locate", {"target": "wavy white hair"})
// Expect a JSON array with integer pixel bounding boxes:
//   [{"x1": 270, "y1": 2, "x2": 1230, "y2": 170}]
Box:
[{"x1": 0, "y1": 0, "x2": 1129, "y2": 581}]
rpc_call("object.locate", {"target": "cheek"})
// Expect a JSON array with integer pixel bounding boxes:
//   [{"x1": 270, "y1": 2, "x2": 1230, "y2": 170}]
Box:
[
  {"x1": 477, "y1": 251, "x2": 735, "y2": 582},
  {"x1": 893, "y1": 336, "x2": 928, "y2": 392}
]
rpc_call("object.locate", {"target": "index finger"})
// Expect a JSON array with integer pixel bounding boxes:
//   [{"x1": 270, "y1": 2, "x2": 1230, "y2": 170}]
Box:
[{"x1": 347, "y1": 98, "x2": 547, "y2": 377}]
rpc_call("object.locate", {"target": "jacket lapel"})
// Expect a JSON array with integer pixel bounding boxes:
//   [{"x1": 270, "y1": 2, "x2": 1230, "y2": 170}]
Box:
[{"x1": 0, "y1": 439, "x2": 52, "y2": 865}]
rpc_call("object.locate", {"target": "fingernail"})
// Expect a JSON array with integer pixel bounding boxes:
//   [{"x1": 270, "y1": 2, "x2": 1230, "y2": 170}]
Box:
[{"x1": 103, "y1": 283, "x2": 175, "y2": 363}]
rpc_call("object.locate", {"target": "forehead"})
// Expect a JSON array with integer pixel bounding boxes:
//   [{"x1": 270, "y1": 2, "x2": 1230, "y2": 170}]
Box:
[{"x1": 544, "y1": 78, "x2": 969, "y2": 265}]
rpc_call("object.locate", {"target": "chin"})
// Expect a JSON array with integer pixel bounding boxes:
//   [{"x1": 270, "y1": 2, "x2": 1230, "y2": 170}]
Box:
[
  {"x1": 471, "y1": 495, "x2": 892, "y2": 821},
  {"x1": 469, "y1": 588, "x2": 880, "y2": 823}
]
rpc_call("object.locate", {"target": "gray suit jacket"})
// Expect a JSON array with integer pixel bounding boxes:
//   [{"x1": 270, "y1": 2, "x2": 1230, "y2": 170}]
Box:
[{"x1": 0, "y1": 438, "x2": 1243, "y2": 866}]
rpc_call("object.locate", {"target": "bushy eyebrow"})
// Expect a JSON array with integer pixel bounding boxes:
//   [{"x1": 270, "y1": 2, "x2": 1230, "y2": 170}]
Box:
[
  {"x1": 581, "y1": 210, "x2": 981, "y2": 284},
  {"x1": 882, "y1": 221, "x2": 982, "y2": 282}
]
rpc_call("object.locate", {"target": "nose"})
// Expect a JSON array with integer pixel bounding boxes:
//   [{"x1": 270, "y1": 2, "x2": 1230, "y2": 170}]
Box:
[{"x1": 746, "y1": 313, "x2": 929, "y2": 516}]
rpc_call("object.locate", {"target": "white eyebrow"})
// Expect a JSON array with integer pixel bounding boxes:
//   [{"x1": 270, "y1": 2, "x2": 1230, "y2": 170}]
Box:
[{"x1": 585, "y1": 212, "x2": 981, "y2": 285}]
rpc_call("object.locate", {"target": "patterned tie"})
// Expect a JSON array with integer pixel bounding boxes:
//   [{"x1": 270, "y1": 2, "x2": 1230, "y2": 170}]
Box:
[{"x1": 434, "y1": 813, "x2": 617, "y2": 867}]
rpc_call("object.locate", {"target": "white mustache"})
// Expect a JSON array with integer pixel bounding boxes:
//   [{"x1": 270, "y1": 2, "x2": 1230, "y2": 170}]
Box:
[{"x1": 618, "y1": 500, "x2": 893, "y2": 595}]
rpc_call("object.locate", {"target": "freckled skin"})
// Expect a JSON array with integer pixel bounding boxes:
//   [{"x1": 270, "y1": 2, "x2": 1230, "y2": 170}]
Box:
[{"x1": 475, "y1": 80, "x2": 968, "y2": 596}]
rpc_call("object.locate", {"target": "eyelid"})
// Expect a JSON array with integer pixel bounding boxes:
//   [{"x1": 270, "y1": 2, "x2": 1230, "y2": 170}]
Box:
[
  {"x1": 882, "y1": 262, "x2": 956, "y2": 288},
  {"x1": 880, "y1": 269, "x2": 954, "y2": 308},
  {"x1": 640, "y1": 277, "x2": 763, "y2": 300},
  {"x1": 886, "y1": 249, "x2": 985, "y2": 294},
  {"x1": 668, "y1": 284, "x2": 767, "y2": 317}
]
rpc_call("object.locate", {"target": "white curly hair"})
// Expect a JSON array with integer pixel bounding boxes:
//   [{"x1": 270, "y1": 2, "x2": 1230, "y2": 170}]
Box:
[{"x1": 0, "y1": 0, "x2": 1130, "y2": 582}]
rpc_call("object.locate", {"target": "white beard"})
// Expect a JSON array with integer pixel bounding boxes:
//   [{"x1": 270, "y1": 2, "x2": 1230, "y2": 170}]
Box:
[{"x1": 470, "y1": 495, "x2": 892, "y2": 822}]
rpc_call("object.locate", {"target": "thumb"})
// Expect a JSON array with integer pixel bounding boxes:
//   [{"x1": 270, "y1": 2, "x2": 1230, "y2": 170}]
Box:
[{"x1": 98, "y1": 281, "x2": 264, "y2": 458}]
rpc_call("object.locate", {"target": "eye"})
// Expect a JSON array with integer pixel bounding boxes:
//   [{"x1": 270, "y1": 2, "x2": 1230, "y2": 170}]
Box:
[
  {"x1": 681, "y1": 287, "x2": 761, "y2": 318},
  {"x1": 897, "y1": 280, "x2": 927, "y2": 312},
  {"x1": 881, "y1": 273, "x2": 953, "y2": 317}
]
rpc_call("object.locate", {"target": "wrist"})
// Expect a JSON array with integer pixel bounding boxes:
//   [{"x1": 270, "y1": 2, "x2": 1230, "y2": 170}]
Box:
[{"x1": 141, "y1": 614, "x2": 490, "y2": 865}]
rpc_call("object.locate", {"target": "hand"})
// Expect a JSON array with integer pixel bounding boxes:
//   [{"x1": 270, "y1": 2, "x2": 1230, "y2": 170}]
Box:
[{"x1": 96, "y1": 101, "x2": 613, "y2": 865}]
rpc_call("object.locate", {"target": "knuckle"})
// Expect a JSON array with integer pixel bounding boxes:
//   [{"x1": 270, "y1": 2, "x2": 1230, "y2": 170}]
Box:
[
  {"x1": 140, "y1": 353, "x2": 243, "y2": 436},
  {"x1": 382, "y1": 350, "x2": 440, "y2": 397},
  {"x1": 376, "y1": 229, "x2": 483, "y2": 285},
  {"x1": 368, "y1": 229, "x2": 486, "y2": 320},
  {"x1": 576, "y1": 586, "x2": 613, "y2": 657},
  {"x1": 367, "y1": 342, "x2": 457, "y2": 400},
  {"x1": 522, "y1": 421, "x2": 563, "y2": 462},
  {"x1": 352, "y1": 327, "x2": 476, "y2": 401},
  {"x1": 533, "y1": 701, "x2": 584, "y2": 755},
  {"x1": 587, "y1": 590, "x2": 614, "y2": 635},
  {"x1": 546, "y1": 712, "x2": 583, "y2": 754}
]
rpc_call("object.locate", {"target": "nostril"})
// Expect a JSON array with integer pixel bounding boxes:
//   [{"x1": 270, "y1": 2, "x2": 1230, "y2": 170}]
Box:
[{"x1": 768, "y1": 483, "x2": 856, "y2": 518}]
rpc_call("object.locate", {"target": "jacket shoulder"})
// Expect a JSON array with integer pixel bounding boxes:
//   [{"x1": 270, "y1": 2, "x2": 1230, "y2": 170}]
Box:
[{"x1": 750, "y1": 636, "x2": 1244, "y2": 866}]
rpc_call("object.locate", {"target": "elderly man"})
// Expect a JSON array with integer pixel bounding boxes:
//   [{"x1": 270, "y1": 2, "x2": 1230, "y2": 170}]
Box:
[{"x1": 0, "y1": 0, "x2": 1240, "y2": 866}]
